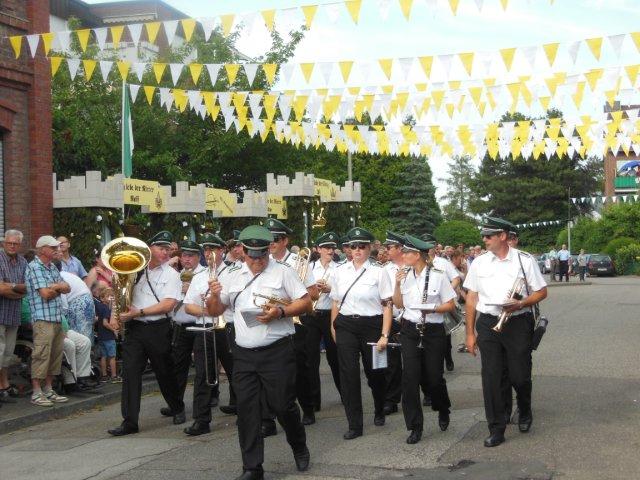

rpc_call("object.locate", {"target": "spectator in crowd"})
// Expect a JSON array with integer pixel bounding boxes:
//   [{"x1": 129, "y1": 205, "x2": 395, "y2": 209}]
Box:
[
  {"x1": 377, "y1": 247, "x2": 389, "y2": 264},
  {"x1": 577, "y1": 249, "x2": 588, "y2": 282},
  {"x1": 435, "y1": 244, "x2": 444, "y2": 256},
  {"x1": 58, "y1": 263, "x2": 96, "y2": 343},
  {"x1": 26, "y1": 236, "x2": 71, "y2": 407},
  {"x1": 56, "y1": 236, "x2": 88, "y2": 279},
  {"x1": 94, "y1": 287, "x2": 120, "y2": 382},
  {"x1": 443, "y1": 246, "x2": 455, "y2": 259},
  {"x1": 84, "y1": 253, "x2": 113, "y2": 290},
  {"x1": 548, "y1": 246, "x2": 558, "y2": 282},
  {"x1": 290, "y1": 245, "x2": 301, "y2": 255},
  {"x1": 61, "y1": 325, "x2": 94, "y2": 392},
  {"x1": 557, "y1": 244, "x2": 570, "y2": 282},
  {"x1": 0, "y1": 230, "x2": 28, "y2": 401}
]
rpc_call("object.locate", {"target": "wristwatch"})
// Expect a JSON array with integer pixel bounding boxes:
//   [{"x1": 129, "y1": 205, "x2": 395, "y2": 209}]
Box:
[
  {"x1": 139, "y1": 308, "x2": 145, "y2": 317},
  {"x1": 381, "y1": 333, "x2": 389, "y2": 339}
]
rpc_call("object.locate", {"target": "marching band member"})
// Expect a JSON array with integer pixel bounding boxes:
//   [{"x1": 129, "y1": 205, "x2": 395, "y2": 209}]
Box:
[
  {"x1": 329, "y1": 227, "x2": 393, "y2": 440},
  {"x1": 464, "y1": 217, "x2": 547, "y2": 447},
  {"x1": 303, "y1": 232, "x2": 341, "y2": 412},
  {"x1": 264, "y1": 218, "x2": 318, "y2": 429},
  {"x1": 381, "y1": 231, "x2": 405, "y2": 416},
  {"x1": 392, "y1": 234, "x2": 456, "y2": 444},
  {"x1": 108, "y1": 231, "x2": 184, "y2": 436},
  {"x1": 206, "y1": 225, "x2": 311, "y2": 480}
]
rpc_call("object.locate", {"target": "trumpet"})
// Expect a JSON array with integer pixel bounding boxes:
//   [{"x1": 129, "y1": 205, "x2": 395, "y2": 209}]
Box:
[
  {"x1": 253, "y1": 292, "x2": 292, "y2": 308},
  {"x1": 180, "y1": 268, "x2": 195, "y2": 283},
  {"x1": 492, "y1": 277, "x2": 526, "y2": 332}
]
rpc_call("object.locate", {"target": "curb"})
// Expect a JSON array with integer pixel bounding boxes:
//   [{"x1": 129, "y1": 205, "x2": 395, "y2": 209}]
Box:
[{"x1": 547, "y1": 282, "x2": 592, "y2": 287}]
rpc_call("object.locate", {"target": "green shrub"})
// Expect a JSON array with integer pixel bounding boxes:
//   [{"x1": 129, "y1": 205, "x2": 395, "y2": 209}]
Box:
[
  {"x1": 434, "y1": 220, "x2": 480, "y2": 247},
  {"x1": 613, "y1": 244, "x2": 640, "y2": 275},
  {"x1": 603, "y1": 237, "x2": 637, "y2": 257}
]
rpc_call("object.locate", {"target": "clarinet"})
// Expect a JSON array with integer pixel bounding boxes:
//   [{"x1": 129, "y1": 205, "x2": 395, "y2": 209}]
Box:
[{"x1": 417, "y1": 266, "x2": 430, "y2": 349}]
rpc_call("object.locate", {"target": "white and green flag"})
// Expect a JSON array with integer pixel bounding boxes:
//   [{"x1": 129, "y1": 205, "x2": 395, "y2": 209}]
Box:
[{"x1": 122, "y1": 82, "x2": 134, "y2": 177}]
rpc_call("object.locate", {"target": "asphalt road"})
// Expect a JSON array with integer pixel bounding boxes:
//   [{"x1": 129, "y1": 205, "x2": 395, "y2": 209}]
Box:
[{"x1": 1, "y1": 276, "x2": 638, "y2": 480}]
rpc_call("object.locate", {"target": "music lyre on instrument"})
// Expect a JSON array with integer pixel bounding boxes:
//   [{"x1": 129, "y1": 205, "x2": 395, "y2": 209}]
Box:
[
  {"x1": 416, "y1": 266, "x2": 429, "y2": 349},
  {"x1": 186, "y1": 251, "x2": 220, "y2": 387},
  {"x1": 492, "y1": 278, "x2": 526, "y2": 333},
  {"x1": 100, "y1": 237, "x2": 151, "y2": 339}
]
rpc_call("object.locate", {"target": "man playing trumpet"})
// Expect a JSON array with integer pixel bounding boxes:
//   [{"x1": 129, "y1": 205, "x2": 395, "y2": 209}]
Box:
[{"x1": 463, "y1": 217, "x2": 547, "y2": 448}]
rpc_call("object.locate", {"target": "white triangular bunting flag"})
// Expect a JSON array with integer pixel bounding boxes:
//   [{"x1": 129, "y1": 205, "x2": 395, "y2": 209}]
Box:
[
  {"x1": 56, "y1": 30, "x2": 71, "y2": 52},
  {"x1": 325, "y1": 3, "x2": 342, "y2": 23},
  {"x1": 608, "y1": 34, "x2": 625, "y2": 58},
  {"x1": 127, "y1": 23, "x2": 143, "y2": 46},
  {"x1": 187, "y1": 90, "x2": 202, "y2": 108},
  {"x1": 206, "y1": 63, "x2": 222, "y2": 83},
  {"x1": 217, "y1": 91, "x2": 232, "y2": 108},
  {"x1": 438, "y1": 54, "x2": 454, "y2": 78},
  {"x1": 243, "y1": 63, "x2": 259, "y2": 86},
  {"x1": 281, "y1": 63, "x2": 295, "y2": 84},
  {"x1": 398, "y1": 57, "x2": 414, "y2": 80},
  {"x1": 377, "y1": 0, "x2": 392, "y2": 20},
  {"x1": 94, "y1": 28, "x2": 108, "y2": 51},
  {"x1": 199, "y1": 17, "x2": 217, "y2": 41},
  {"x1": 67, "y1": 58, "x2": 80, "y2": 80},
  {"x1": 622, "y1": 195, "x2": 628, "y2": 202},
  {"x1": 99, "y1": 60, "x2": 113, "y2": 80},
  {"x1": 169, "y1": 63, "x2": 183, "y2": 85},
  {"x1": 571, "y1": 198, "x2": 577, "y2": 204},
  {"x1": 567, "y1": 41, "x2": 581, "y2": 64},
  {"x1": 129, "y1": 84, "x2": 140, "y2": 103},
  {"x1": 133, "y1": 62, "x2": 146, "y2": 82},
  {"x1": 163, "y1": 20, "x2": 179, "y2": 46},
  {"x1": 26, "y1": 34, "x2": 40, "y2": 57},
  {"x1": 319, "y1": 62, "x2": 334, "y2": 84}
]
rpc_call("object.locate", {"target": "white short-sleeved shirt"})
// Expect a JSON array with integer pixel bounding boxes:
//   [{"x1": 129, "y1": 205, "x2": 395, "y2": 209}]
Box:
[
  {"x1": 60, "y1": 271, "x2": 91, "y2": 303},
  {"x1": 463, "y1": 247, "x2": 547, "y2": 316},
  {"x1": 131, "y1": 263, "x2": 182, "y2": 322},
  {"x1": 272, "y1": 250, "x2": 316, "y2": 288},
  {"x1": 173, "y1": 264, "x2": 207, "y2": 324},
  {"x1": 183, "y1": 262, "x2": 231, "y2": 326},
  {"x1": 311, "y1": 259, "x2": 338, "y2": 310},
  {"x1": 219, "y1": 259, "x2": 308, "y2": 348},
  {"x1": 433, "y1": 256, "x2": 460, "y2": 283},
  {"x1": 400, "y1": 266, "x2": 456, "y2": 324},
  {"x1": 384, "y1": 262, "x2": 404, "y2": 318},
  {"x1": 329, "y1": 259, "x2": 393, "y2": 316}
]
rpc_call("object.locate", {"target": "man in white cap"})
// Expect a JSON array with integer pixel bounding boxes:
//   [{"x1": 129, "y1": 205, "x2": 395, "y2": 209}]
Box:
[{"x1": 25, "y1": 235, "x2": 71, "y2": 406}]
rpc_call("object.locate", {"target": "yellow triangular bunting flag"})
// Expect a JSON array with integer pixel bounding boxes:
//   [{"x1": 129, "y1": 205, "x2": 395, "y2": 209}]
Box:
[
  {"x1": 110, "y1": 25, "x2": 124, "y2": 48},
  {"x1": 144, "y1": 86, "x2": 156, "y2": 105},
  {"x1": 625, "y1": 64, "x2": 639, "y2": 85},
  {"x1": 418, "y1": 56, "x2": 433, "y2": 79},
  {"x1": 82, "y1": 59, "x2": 96, "y2": 80},
  {"x1": 181, "y1": 19, "x2": 197, "y2": 41},
  {"x1": 300, "y1": 63, "x2": 315, "y2": 83},
  {"x1": 399, "y1": 0, "x2": 414, "y2": 19},
  {"x1": 261, "y1": 10, "x2": 276, "y2": 31},
  {"x1": 584, "y1": 68, "x2": 603, "y2": 91},
  {"x1": 346, "y1": 0, "x2": 363, "y2": 23},
  {"x1": 225, "y1": 64, "x2": 240, "y2": 84},
  {"x1": 500, "y1": 0, "x2": 509, "y2": 10},
  {"x1": 500, "y1": 48, "x2": 517, "y2": 71},
  {"x1": 630, "y1": 32, "x2": 640, "y2": 53},
  {"x1": 145, "y1": 22, "x2": 161, "y2": 44},
  {"x1": 41, "y1": 32, "x2": 55, "y2": 55},
  {"x1": 116, "y1": 61, "x2": 130, "y2": 80},
  {"x1": 152, "y1": 63, "x2": 166, "y2": 83},
  {"x1": 543, "y1": 43, "x2": 559, "y2": 66},
  {"x1": 9, "y1": 36, "x2": 22, "y2": 58},
  {"x1": 221, "y1": 14, "x2": 235, "y2": 37},
  {"x1": 76, "y1": 29, "x2": 91, "y2": 52},
  {"x1": 338, "y1": 61, "x2": 354, "y2": 82},
  {"x1": 585, "y1": 37, "x2": 603, "y2": 60},
  {"x1": 262, "y1": 63, "x2": 277, "y2": 85},
  {"x1": 189, "y1": 63, "x2": 203, "y2": 84},
  {"x1": 378, "y1": 59, "x2": 393, "y2": 80},
  {"x1": 458, "y1": 52, "x2": 474, "y2": 76},
  {"x1": 448, "y1": 0, "x2": 460, "y2": 14},
  {"x1": 301, "y1": 5, "x2": 318, "y2": 29},
  {"x1": 50, "y1": 56, "x2": 62, "y2": 77}
]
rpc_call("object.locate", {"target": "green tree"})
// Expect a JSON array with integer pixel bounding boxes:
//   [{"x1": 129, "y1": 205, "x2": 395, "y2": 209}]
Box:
[
  {"x1": 434, "y1": 220, "x2": 480, "y2": 247},
  {"x1": 440, "y1": 155, "x2": 475, "y2": 221},
  {"x1": 389, "y1": 157, "x2": 441, "y2": 236}
]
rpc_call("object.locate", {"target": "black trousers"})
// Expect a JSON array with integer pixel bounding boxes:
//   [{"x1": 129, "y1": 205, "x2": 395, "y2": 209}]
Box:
[
  {"x1": 558, "y1": 260, "x2": 569, "y2": 282},
  {"x1": 476, "y1": 312, "x2": 534, "y2": 435},
  {"x1": 384, "y1": 320, "x2": 402, "y2": 406},
  {"x1": 233, "y1": 336, "x2": 307, "y2": 473},
  {"x1": 121, "y1": 319, "x2": 184, "y2": 428},
  {"x1": 335, "y1": 314, "x2": 386, "y2": 432},
  {"x1": 302, "y1": 310, "x2": 340, "y2": 409},
  {"x1": 172, "y1": 324, "x2": 215, "y2": 423},
  {"x1": 211, "y1": 325, "x2": 236, "y2": 406},
  {"x1": 400, "y1": 322, "x2": 451, "y2": 431}
]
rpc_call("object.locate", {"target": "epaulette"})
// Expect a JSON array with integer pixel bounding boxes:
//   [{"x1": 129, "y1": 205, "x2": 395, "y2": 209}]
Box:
[
  {"x1": 336, "y1": 260, "x2": 348, "y2": 267},
  {"x1": 228, "y1": 265, "x2": 242, "y2": 273},
  {"x1": 369, "y1": 260, "x2": 382, "y2": 267},
  {"x1": 518, "y1": 250, "x2": 532, "y2": 258},
  {"x1": 431, "y1": 267, "x2": 444, "y2": 273},
  {"x1": 277, "y1": 260, "x2": 292, "y2": 267}
]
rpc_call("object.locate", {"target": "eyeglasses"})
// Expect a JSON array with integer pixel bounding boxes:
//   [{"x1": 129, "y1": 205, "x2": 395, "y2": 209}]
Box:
[
  {"x1": 243, "y1": 247, "x2": 268, "y2": 258},
  {"x1": 482, "y1": 233, "x2": 497, "y2": 239},
  {"x1": 271, "y1": 235, "x2": 285, "y2": 243},
  {"x1": 3, "y1": 242, "x2": 21, "y2": 247},
  {"x1": 350, "y1": 242, "x2": 368, "y2": 250}
]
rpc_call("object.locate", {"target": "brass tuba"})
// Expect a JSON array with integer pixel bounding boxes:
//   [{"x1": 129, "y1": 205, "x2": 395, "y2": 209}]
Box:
[{"x1": 101, "y1": 237, "x2": 151, "y2": 334}]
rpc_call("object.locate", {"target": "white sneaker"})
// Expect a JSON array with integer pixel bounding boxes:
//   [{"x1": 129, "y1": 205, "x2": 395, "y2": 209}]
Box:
[
  {"x1": 31, "y1": 393, "x2": 54, "y2": 407},
  {"x1": 44, "y1": 390, "x2": 68, "y2": 403}
]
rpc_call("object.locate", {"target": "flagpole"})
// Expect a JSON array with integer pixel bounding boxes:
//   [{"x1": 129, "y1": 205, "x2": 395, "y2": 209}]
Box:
[{"x1": 121, "y1": 81, "x2": 126, "y2": 225}]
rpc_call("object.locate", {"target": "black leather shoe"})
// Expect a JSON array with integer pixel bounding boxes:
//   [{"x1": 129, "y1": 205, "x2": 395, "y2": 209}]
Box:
[
  {"x1": 374, "y1": 414, "x2": 385, "y2": 426},
  {"x1": 383, "y1": 403, "x2": 398, "y2": 415},
  {"x1": 518, "y1": 411, "x2": 532, "y2": 433},
  {"x1": 219, "y1": 404, "x2": 237, "y2": 415},
  {"x1": 173, "y1": 410, "x2": 186, "y2": 425},
  {"x1": 423, "y1": 395, "x2": 432, "y2": 407},
  {"x1": 438, "y1": 410, "x2": 450, "y2": 431},
  {"x1": 261, "y1": 421, "x2": 277, "y2": 437},
  {"x1": 210, "y1": 396, "x2": 219, "y2": 408},
  {"x1": 293, "y1": 446, "x2": 310, "y2": 471},
  {"x1": 302, "y1": 410, "x2": 316, "y2": 426},
  {"x1": 484, "y1": 433, "x2": 505, "y2": 447},
  {"x1": 160, "y1": 407, "x2": 174, "y2": 417},
  {"x1": 184, "y1": 421, "x2": 210, "y2": 436},
  {"x1": 446, "y1": 359, "x2": 454, "y2": 371},
  {"x1": 233, "y1": 470, "x2": 264, "y2": 480},
  {"x1": 108, "y1": 423, "x2": 139, "y2": 436},
  {"x1": 343, "y1": 429, "x2": 362, "y2": 440},
  {"x1": 406, "y1": 429, "x2": 422, "y2": 444}
]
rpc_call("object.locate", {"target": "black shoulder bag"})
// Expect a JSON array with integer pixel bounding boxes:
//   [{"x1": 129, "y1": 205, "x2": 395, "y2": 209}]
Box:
[{"x1": 517, "y1": 253, "x2": 549, "y2": 351}]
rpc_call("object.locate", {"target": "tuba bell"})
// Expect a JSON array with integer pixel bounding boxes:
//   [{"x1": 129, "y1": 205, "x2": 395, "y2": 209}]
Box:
[{"x1": 101, "y1": 237, "x2": 151, "y2": 334}]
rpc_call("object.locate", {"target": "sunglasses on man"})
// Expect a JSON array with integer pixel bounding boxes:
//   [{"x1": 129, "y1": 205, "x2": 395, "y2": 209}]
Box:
[{"x1": 350, "y1": 242, "x2": 369, "y2": 250}]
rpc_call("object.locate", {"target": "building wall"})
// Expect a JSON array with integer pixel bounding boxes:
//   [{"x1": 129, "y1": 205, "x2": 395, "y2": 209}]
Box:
[{"x1": 0, "y1": 1, "x2": 52, "y2": 245}]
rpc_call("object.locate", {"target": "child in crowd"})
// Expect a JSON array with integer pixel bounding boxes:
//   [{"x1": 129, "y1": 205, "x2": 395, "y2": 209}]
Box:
[{"x1": 94, "y1": 287, "x2": 120, "y2": 383}]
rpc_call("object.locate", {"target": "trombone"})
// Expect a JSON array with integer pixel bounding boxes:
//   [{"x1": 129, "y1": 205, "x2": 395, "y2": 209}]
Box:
[
  {"x1": 311, "y1": 266, "x2": 331, "y2": 311},
  {"x1": 492, "y1": 278, "x2": 526, "y2": 333},
  {"x1": 186, "y1": 252, "x2": 220, "y2": 387}
]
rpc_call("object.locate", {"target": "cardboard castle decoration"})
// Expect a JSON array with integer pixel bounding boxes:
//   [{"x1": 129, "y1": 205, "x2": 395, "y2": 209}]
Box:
[{"x1": 52, "y1": 171, "x2": 361, "y2": 217}]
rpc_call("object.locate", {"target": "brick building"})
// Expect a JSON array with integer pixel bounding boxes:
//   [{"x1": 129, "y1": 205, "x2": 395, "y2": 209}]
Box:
[
  {"x1": 0, "y1": 1, "x2": 52, "y2": 244},
  {"x1": 603, "y1": 104, "x2": 640, "y2": 198}
]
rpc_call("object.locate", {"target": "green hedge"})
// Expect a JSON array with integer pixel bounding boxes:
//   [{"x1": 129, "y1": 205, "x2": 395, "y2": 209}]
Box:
[{"x1": 614, "y1": 244, "x2": 640, "y2": 275}]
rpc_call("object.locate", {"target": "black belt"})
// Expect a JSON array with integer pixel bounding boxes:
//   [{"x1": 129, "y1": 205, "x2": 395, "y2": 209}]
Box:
[
  {"x1": 479, "y1": 312, "x2": 532, "y2": 320},
  {"x1": 314, "y1": 309, "x2": 331, "y2": 314},
  {"x1": 128, "y1": 317, "x2": 171, "y2": 327},
  {"x1": 176, "y1": 322, "x2": 213, "y2": 328},
  {"x1": 340, "y1": 314, "x2": 382, "y2": 320},
  {"x1": 235, "y1": 334, "x2": 292, "y2": 352}
]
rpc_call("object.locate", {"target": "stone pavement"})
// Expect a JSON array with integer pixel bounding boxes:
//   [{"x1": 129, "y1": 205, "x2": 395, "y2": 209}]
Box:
[{"x1": 1, "y1": 277, "x2": 638, "y2": 480}]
